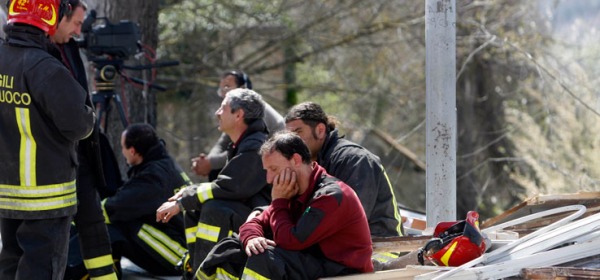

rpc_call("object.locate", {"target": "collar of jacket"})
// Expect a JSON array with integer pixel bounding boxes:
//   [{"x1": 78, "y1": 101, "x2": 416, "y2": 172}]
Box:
[
  {"x1": 244, "y1": 119, "x2": 268, "y2": 139},
  {"x1": 295, "y1": 162, "x2": 326, "y2": 205},
  {"x1": 127, "y1": 142, "x2": 169, "y2": 177},
  {"x1": 232, "y1": 119, "x2": 268, "y2": 145},
  {"x1": 228, "y1": 118, "x2": 268, "y2": 157},
  {"x1": 4, "y1": 24, "x2": 61, "y2": 60},
  {"x1": 318, "y1": 128, "x2": 341, "y2": 164}
]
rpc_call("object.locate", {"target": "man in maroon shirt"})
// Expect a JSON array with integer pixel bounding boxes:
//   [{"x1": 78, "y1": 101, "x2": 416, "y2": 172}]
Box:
[{"x1": 197, "y1": 131, "x2": 373, "y2": 279}]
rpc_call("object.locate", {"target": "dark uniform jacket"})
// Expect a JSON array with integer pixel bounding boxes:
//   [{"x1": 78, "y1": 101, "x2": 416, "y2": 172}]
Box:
[
  {"x1": 103, "y1": 142, "x2": 191, "y2": 231},
  {"x1": 180, "y1": 119, "x2": 271, "y2": 210},
  {"x1": 102, "y1": 142, "x2": 192, "y2": 266},
  {"x1": 0, "y1": 25, "x2": 95, "y2": 219},
  {"x1": 240, "y1": 164, "x2": 374, "y2": 273},
  {"x1": 318, "y1": 129, "x2": 403, "y2": 237}
]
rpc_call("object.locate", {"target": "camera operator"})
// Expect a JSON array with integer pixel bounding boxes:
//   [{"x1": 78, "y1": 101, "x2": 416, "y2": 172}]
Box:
[{"x1": 49, "y1": 1, "x2": 117, "y2": 279}]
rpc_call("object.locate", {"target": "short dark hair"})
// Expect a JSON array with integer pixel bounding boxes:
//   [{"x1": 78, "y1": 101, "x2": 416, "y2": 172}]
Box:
[
  {"x1": 123, "y1": 123, "x2": 159, "y2": 158},
  {"x1": 260, "y1": 131, "x2": 311, "y2": 164},
  {"x1": 285, "y1": 102, "x2": 337, "y2": 131},
  {"x1": 66, "y1": 0, "x2": 88, "y2": 20},
  {"x1": 223, "y1": 70, "x2": 252, "y2": 90}
]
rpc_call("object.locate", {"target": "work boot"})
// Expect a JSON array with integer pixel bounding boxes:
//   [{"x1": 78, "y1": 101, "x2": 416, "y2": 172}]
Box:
[{"x1": 176, "y1": 251, "x2": 193, "y2": 280}]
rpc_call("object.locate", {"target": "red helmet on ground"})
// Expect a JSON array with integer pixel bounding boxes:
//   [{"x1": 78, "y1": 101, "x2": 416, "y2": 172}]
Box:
[
  {"x1": 418, "y1": 211, "x2": 489, "y2": 267},
  {"x1": 7, "y1": 0, "x2": 63, "y2": 35}
]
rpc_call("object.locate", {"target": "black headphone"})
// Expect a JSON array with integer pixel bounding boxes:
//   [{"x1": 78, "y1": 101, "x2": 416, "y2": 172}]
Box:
[
  {"x1": 60, "y1": 0, "x2": 74, "y2": 20},
  {"x1": 225, "y1": 70, "x2": 253, "y2": 90}
]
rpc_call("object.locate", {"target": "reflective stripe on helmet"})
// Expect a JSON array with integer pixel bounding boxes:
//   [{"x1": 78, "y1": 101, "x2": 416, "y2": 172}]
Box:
[{"x1": 440, "y1": 240, "x2": 459, "y2": 266}]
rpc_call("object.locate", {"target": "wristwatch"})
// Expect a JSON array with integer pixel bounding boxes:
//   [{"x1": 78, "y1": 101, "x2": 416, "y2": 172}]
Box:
[{"x1": 176, "y1": 198, "x2": 184, "y2": 212}]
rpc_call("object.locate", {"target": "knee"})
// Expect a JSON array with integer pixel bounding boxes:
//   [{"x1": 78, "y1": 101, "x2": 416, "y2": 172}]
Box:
[
  {"x1": 200, "y1": 200, "x2": 226, "y2": 215},
  {"x1": 245, "y1": 250, "x2": 272, "y2": 269},
  {"x1": 199, "y1": 200, "x2": 245, "y2": 227}
]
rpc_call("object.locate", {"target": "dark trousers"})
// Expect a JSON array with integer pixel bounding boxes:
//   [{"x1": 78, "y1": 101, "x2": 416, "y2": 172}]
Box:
[
  {"x1": 185, "y1": 200, "x2": 251, "y2": 276},
  {"x1": 0, "y1": 216, "x2": 72, "y2": 280},
  {"x1": 68, "y1": 223, "x2": 183, "y2": 277},
  {"x1": 197, "y1": 235, "x2": 246, "y2": 279},
  {"x1": 109, "y1": 224, "x2": 182, "y2": 276},
  {"x1": 244, "y1": 247, "x2": 356, "y2": 279},
  {"x1": 68, "y1": 154, "x2": 115, "y2": 278},
  {"x1": 198, "y1": 236, "x2": 355, "y2": 280}
]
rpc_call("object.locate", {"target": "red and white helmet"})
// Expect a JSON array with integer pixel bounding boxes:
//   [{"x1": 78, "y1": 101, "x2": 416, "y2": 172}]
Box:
[
  {"x1": 418, "y1": 211, "x2": 489, "y2": 267},
  {"x1": 7, "y1": 0, "x2": 66, "y2": 35}
]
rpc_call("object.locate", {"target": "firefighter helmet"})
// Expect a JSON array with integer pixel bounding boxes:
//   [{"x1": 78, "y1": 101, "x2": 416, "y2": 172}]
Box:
[
  {"x1": 7, "y1": 0, "x2": 68, "y2": 35},
  {"x1": 418, "y1": 211, "x2": 489, "y2": 267}
]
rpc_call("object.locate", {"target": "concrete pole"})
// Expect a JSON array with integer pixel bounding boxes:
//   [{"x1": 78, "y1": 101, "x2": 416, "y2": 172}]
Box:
[{"x1": 425, "y1": 0, "x2": 457, "y2": 226}]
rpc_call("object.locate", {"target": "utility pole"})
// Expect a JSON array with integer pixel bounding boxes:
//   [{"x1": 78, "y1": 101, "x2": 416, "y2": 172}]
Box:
[{"x1": 425, "y1": 0, "x2": 457, "y2": 226}]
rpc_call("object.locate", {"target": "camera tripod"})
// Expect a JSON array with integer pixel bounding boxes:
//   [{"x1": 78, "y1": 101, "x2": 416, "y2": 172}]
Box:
[
  {"x1": 90, "y1": 57, "x2": 178, "y2": 131},
  {"x1": 92, "y1": 59, "x2": 128, "y2": 131}
]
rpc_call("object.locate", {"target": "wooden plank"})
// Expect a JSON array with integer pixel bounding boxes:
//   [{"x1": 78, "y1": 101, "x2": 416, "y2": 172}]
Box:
[
  {"x1": 321, "y1": 266, "x2": 445, "y2": 280},
  {"x1": 533, "y1": 192, "x2": 600, "y2": 203},
  {"x1": 521, "y1": 267, "x2": 600, "y2": 279},
  {"x1": 371, "y1": 236, "x2": 431, "y2": 253},
  {"x1": 504, "y1": 204, "x2": 600, "y2": 233},
  {"x1": 481, "y1": 192, "x2": 600, "y2": 228},
  {"x1": 480, "y1": 197, "x2": 532, "y2": 228}
]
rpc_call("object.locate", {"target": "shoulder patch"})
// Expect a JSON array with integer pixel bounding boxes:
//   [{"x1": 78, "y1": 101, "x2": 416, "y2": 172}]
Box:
[{"x1": 312, "y1": 176, "x2": 343, "y2": 205}]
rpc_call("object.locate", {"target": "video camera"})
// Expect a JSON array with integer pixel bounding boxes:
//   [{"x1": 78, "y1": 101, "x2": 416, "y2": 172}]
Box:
[
  {"x1": 78, "y1": 10, "x2": 141, "y2": 59},
  {"x1": 79, "y1": 10, "x2": 179, "y2": 131}
]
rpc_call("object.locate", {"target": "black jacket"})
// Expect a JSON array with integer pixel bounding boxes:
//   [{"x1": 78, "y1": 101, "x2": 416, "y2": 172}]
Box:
[
  {"x1": 0, "y1": 25, "x2": 95, "y2": 219},
  {"x1": 181, "y1": 119, "x2": 271, "y2": 210},
  {"x1": 103, "y1": 142, "x2": 192, "y2": 230},
  {"x1": 102, "y1": 142, "x2": 192, "y2": 267},
  {"x1": 318, "y1": 129, "x2": 403, "y2": 237}
]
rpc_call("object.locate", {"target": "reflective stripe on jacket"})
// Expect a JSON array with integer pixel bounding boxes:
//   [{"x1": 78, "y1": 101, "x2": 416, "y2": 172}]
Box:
[{"x1": 0, "y1": 25, "x2": 94, "y2": 219}]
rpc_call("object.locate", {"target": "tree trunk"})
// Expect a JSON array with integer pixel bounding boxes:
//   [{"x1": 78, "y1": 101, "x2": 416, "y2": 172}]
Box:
[{"x1": 106, "y1": 0, "x2": 160, "y2": 126}]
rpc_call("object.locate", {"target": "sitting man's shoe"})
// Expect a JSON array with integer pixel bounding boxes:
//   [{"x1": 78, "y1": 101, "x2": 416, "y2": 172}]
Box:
[{"x1": 176, "y1": 251, "x2": 193, "y2": 279}]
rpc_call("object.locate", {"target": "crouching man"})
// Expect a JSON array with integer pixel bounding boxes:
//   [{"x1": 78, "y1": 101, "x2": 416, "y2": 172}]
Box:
[{"x1": 198, "y1": 131, "x2": 373, "y2": 279}]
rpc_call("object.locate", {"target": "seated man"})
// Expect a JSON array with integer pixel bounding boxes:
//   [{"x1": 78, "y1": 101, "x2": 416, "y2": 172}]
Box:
[
  {"x1": 191, "y1": 70, "x2": 285, "y2": 181},
  {"x1": 156, "y1": 89, "x2": 271, "y2": 278},
  {"x1": 197, "y1": 131, "x2": 373, "y2": 279},
  {"x1": 67, "y1": 123, "x2": 193, "y2": 277},
  {"x1": 285, "y1": 102, "x2": 403, "y2": 237}
]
